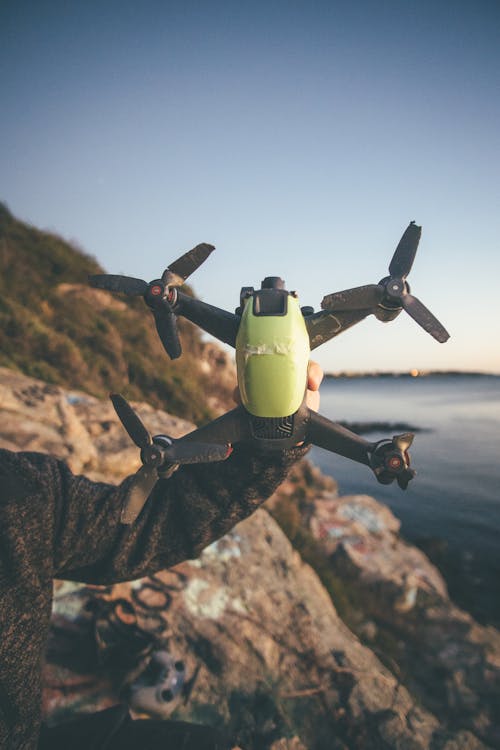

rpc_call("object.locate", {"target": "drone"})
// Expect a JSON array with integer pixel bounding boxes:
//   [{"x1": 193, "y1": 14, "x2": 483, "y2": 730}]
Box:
[{"x1": 90, "y1": 222, "x2": 449, "y2": 524}]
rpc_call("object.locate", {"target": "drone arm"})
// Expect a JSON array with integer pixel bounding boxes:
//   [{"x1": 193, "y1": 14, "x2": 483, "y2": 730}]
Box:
[
  {"x1": 306, "y1": 309, "x2": 373, "y2": 350},
  {"x1": 176, "y1": 405, "x2": 251, "y2": 446},
  {"x1": 174, "y1": 291, "x2": 240, "y2": 347},
  {"x1": 305, "y1": 409, "x2": 374, "y2": 465},
  {"x1": 306, "y1": 410, "x2": 415, "y2": 489}
]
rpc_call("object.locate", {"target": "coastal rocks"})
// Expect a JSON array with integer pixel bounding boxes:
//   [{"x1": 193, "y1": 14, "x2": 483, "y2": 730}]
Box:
[
  {"x1": 0, "y1": 367, "x2": 498, "y2": 748},
  {"x1": 0, "y1": 366, "x2": 194, "y2": 481},
  {"x1": 268, "y1": 464, "x2": 500, "y2": 748},
  {"x1": 310, "y1": 492, "x2": 448, "y2": 607},
  {"x1": 45, "y1": 512, "x2": 471, "y2": 750}
]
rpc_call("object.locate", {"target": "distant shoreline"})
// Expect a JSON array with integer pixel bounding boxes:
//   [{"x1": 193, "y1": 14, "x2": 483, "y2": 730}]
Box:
[{"x1": 324, "y1": 370, "x2": 499, "y2": 380}]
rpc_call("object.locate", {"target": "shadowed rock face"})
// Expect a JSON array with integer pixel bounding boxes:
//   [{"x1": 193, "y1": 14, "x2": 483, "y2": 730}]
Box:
[
  {"x1": 268, "y1": 465, "x2": 500, "y2": 749},
  {"x1": 0, "y1": 367, "x2": 497, "y2": 749}
]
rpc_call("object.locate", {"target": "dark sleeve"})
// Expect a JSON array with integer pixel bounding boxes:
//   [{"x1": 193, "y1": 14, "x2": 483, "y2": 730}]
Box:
[{"x1": 46, "y1": 444, "x2": 307, "y2": 584}]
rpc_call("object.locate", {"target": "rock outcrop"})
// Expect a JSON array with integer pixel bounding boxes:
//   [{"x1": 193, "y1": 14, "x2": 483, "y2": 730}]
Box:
[
  {"x1": 268, "y1": 465, "x2": 500, "y2": 748},
  {"x1": 1, "y1": 367, "x2": 498, "y2": 749}
]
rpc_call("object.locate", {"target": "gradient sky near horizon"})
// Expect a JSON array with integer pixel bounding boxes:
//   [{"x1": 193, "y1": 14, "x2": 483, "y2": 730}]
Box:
[{"x1": 1, "y1": 0, "x2": 499, "y2": 373}]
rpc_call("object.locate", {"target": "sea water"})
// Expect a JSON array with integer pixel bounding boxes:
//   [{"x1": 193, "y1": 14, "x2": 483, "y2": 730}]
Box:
[{"x1": 310, "y1": 374, "x2": 500, "y2": 622}]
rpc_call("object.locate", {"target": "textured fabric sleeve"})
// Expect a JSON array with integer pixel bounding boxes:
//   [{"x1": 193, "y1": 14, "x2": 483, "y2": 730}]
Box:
[{"x1": 48, "y1": 444, "x2": 308, "y2": 584}]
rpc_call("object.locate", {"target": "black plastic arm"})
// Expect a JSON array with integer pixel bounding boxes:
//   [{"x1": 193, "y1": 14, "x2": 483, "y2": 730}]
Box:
[
  {"x1": 305, "y1": 309, "x2": 373, "y2": 350},
  {"x1": 177, "y1": 406, "x2": 251, "y2": 446},
  {"x1": 305, "y1": 411, "x2": 415, "y2": 490},
  {"x1": 174, "y1": 291, "x2": 240, "y2": 348},
  {"x1": 305, "y1": 409, "x2": 374, "y2": 465}
]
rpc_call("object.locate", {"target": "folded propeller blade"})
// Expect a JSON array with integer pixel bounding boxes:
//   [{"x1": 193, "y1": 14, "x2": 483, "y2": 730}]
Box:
[
  {"x1": 162, "y1": 243, "x2": 215, "y2": 287},
  {"x1": 110, "y1": 394, "x2": 152, "y2": 449},
  {"x1": 392, "y1": 433, "x2": 415, "y2": 489},
  {"x1": 152, "y1": 305, "x2": 182, "y2": 360},
  {"x1": 89, "y1": 274, "x2": 149, "y2": 296},
  {"x1": 393, "y1": 433, "x2": 414, "y2": 453},
  {"x1": 397, "y1": 468, "x2": 416, "y2": 490},
  {"x1": 401, "y1": 294, "x2": 450, "y2": 343},
  {"x1": 121, "y1": 464, "x2": 159, "y2": 525},
  {"x1": 389, "y1": 221, "x2": 421, "y2": 279}
]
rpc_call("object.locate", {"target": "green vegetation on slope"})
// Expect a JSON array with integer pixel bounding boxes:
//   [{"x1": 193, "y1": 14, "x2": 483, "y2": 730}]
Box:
[{"x1": 0, "y1": 202, "x2": 222, "y2": 423}]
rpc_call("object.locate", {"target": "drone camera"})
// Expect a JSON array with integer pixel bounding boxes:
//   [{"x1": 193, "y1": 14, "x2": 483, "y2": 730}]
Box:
[
  {"x1": 253, "y1": 289, "x2": 288, "y2": 316},
  {"x1": 261, "y1": 276, "x2": 285, "y2": 290}
]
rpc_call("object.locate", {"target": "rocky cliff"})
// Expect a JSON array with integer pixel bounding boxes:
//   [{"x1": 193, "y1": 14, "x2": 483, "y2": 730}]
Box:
[{"x1": 1, "y1": 367, "x2": 499, "y2": 749}]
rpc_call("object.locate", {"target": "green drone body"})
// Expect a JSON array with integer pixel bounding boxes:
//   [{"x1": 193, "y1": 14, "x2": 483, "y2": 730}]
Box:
[{"x1": 235, "y1": 288, "x2": 310, "y2": 418}]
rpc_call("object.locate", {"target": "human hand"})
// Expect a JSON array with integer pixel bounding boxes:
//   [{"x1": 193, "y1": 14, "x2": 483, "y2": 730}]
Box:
[{"x1": 305, "y1": 360, "x2": 323, "y2": 412}]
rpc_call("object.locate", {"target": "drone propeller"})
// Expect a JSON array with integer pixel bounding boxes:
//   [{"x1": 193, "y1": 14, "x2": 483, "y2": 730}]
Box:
[
  {"x1": 162, "y1": 243, "x2": 216, "y2": 287},
  {"x1": 321, "y1": 222, "x2": 449, "y2": 343},
  {"x1": 389, "y1": 221, "x2": 420, "y2": 278},
  {"x1": 89, "y1": 243, "x2": 215, "y2": 359},
  {"x1": 111, "y1": 392, "x2": 152, "y2": 448},
  {"x1": 151, "y1": 304, "x2": 182, "y2": 360},
  {"x1": 88, "y1": 275, "x2": 149, "y2": 296},
  {"x1": 371, "y1": 432, "x2": 416, "y2": 490},
  {"x1": 110, "y1": 394, "x2": 231, "y2": 524}
]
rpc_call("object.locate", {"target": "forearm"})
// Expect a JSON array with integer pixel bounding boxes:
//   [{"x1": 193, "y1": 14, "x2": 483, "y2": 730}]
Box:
[
  {"x1": 54, "y1": 445, "x2": 307, "y2": 584},
  {"x1": 156, "y1": 444, "x2": 308, "y2": 559}
]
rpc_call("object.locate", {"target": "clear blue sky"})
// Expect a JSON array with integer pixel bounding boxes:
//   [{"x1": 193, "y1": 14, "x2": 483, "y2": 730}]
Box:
[{"x1": 2, "y1": 0, "x2": 499, "y2": 373}]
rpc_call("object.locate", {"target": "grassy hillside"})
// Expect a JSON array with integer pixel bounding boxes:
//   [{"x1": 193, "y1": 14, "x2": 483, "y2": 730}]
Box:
[{"x1": 0, "y1": 202, "x2": 227, "y2": 423}]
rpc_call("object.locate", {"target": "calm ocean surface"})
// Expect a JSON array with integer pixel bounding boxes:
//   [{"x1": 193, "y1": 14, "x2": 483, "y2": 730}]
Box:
[{"x1": 310, "y1": 374, "x2": 500, "y2": 620}]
